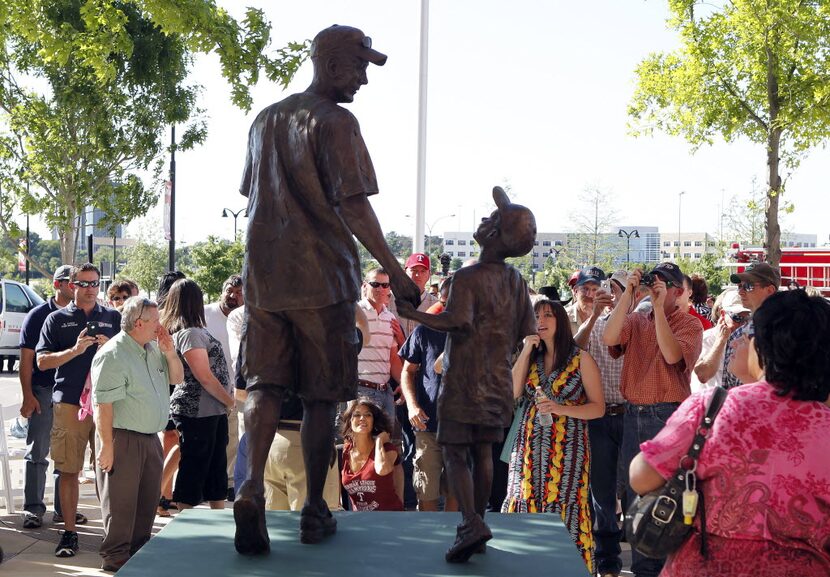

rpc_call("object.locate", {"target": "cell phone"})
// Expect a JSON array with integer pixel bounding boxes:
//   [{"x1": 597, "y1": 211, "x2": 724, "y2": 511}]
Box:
[
  {"x1": 600, "y1": 279, "x2": 611, "y2": 292},
  {"x1": 86, "y1": 321, "x2": 100, "y2": 337}
]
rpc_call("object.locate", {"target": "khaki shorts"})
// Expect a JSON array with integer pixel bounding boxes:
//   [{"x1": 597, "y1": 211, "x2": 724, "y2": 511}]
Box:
[
  {"x1": 413, "y1": 431, "x2": 447, "y2": 502},
  {"x1": 50, "y1": 402, "x2": 95, "y2": 475}
]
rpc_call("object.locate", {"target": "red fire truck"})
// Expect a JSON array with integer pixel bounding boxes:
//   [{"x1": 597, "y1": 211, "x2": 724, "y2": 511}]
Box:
[{"x1": 727, "y1": 244, "x2": 830, "y2": 296}]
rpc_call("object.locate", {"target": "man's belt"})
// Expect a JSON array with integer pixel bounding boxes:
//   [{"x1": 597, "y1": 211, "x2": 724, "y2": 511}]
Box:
[
  {"x1": 358, "y1": 379, "x2": 389, "y2": 392},
  {"x1": 605, "y1": 403, "x2": 626, "y2": 416},
  {"x1": 277, "y1": 420, "x2": 302, "y2": 432}
]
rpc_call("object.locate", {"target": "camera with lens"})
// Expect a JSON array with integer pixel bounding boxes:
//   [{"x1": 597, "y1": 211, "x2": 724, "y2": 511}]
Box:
[{"x1": 640, "y1": 273, "x2": 656, "y2": 287}]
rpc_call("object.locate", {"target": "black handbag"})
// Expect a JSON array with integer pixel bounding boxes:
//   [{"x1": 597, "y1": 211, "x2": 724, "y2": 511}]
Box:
[{"x1": 625, "y1": 386, "x2": 728, "y2": 559}]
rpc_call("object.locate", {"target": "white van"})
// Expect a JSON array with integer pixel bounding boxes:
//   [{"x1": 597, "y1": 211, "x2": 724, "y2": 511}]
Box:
[{"x1": 0, "y1": 279, "x2": 45, "y2": 365}]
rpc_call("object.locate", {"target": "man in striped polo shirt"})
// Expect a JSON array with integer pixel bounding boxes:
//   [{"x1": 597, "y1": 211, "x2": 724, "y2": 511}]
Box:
[{"x1": 356, "y1": 268, "x2": 403, "y2": 421}]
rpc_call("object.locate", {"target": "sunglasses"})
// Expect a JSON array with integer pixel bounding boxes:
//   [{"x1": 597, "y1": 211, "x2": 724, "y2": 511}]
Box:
[
  {"x1": 738, "y1": 281, "x2": 760, "y2": 292},
  {"x1": 367, "y1": 281, "x2": 390, "y2": 289},
  {"x1": 73, "y1": 280, "x2": 100, "y2": 288},
  {"x1": 729, "y1": 313, "x2": 749, "y2": 323}
]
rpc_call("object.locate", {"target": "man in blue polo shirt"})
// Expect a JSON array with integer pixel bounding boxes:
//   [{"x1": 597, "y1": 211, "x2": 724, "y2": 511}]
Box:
[
  {"x1": 398, "y1": 277, "x2": 455, "y2": 512},
  {"x1": 37, "y1": 263, "x2": 121, "y2": 558},
  {"x1": 19, "y1": 265, "x2": 74, "y2": 529}
]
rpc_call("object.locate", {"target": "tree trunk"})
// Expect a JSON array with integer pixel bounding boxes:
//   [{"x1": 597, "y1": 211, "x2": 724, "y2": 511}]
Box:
[
  {"x1": 59, "y1": 201, "x2": 79, "y2": 265},
  {"x1": 765, "y1": 46, "x2": 782, "y2": 270},
  {"x1": 766, "y1": 128, "x2": 782, "y2": 268}
]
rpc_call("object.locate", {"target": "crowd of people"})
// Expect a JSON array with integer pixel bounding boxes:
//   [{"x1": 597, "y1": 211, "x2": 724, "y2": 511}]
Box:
[{"x1": 14, "y1": 255, "x2": 829, "y2": 576}]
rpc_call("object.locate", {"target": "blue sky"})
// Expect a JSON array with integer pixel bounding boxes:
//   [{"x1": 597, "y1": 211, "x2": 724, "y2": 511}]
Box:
[{"x1": 123, "y1": 0, "x2": 829, "y2": 246}]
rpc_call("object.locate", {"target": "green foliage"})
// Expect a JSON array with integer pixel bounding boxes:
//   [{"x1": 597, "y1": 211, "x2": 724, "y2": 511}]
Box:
[
  {"x1": 629, "y1": 1, "x2": 830, "y2": 265},
  {"x1": 450, "y1": 257, "x2": 463, "y2": 273},
  {"x1": 0, "y1": 0, "x2": 307, "y2": 269},
  {"x1": 187, "y1": 235, "x2": 244, "y2": 301},
  {"x1": 0, "y1": 230, "x2": 62, "y2": 279},
  {"x1": 119, "y1": 240, "x2": 167, "y2": 296}
]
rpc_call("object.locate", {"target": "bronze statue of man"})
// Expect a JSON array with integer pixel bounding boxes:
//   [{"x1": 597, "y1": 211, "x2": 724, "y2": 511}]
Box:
[
  {"x1": 234, "y1": 24, "x2": 420, "y2": 554},
  {"x1": 397, "y1": 187, "x2": 537, "y2": 563}
]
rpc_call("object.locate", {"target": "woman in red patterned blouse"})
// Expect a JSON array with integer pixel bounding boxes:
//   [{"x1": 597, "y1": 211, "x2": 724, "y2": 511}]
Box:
[{"x1": 630, "y1": 290, "x2": 830, "y2": 577}]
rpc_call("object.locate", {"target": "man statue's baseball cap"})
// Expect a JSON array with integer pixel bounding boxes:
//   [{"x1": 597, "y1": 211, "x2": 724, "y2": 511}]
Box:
[
  {"x1": 405, "y1": 253, "x2": 430, "y2": 271},
  {"x1": 647, "y1": 262, "x2": 684, "y2": 286},
  {"x1": 729, "y1": 262, "x2": 781, "y2": 287},
  {"x1": 310, "y1": 25, "x2": 387, "y2": 66},
  {"x1": 575, "y1": 266, "x2": 606, "y2": 287},
  {"x1": 53, "y1": 265, "x2": 73, "y2": 282}
]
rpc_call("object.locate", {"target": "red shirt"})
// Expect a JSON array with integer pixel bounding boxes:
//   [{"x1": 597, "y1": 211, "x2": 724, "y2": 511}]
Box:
[
  {"x1": 687, "y1": 305, "x2": 713, "y2": 330},
  {"x1": 341, "y1": 442, "x2": 403, "y2": 512}
]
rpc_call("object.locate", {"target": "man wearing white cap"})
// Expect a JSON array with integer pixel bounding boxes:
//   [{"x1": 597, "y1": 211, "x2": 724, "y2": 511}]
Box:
[{"x1": 692, "y1": 289, "x2": 750, "y2": 391}]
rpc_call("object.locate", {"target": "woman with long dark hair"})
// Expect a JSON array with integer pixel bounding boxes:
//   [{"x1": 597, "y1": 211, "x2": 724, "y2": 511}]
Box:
[
  {"x1": 340, "y1": 398, "x2": 403, "y2": 512},
  {"x1": 502, "y1": 298, "x2": 604, "y2": 574},
  {"x1": 630, "y1": 290, "x2": 830, "y2": 576},
  {"x1": 160, "y1": 279, "x2": 235, "y2": 511}
]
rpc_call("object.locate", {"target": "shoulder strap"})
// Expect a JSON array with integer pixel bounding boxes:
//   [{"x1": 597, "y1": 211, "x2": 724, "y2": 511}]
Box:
[{"x1": 685, "y1": 386, "x2": 728, "y2": 462}]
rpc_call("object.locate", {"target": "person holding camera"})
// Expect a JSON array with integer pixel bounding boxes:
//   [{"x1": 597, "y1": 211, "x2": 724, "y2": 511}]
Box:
[
  {"x1": 36, "y1": 263, "x2": 121, "y2": 558},
  {"x1": 602, "y1": 262, "x2": 703, "y2": 577}
]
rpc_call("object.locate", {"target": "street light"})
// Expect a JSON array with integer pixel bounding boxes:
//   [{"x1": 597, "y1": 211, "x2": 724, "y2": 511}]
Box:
[
  {"x1": 677, "y1": 191, "x2": 686, "y2": 260},
  {"x1": 618, "y1": 228, "x2": 640, "y2": 265},
  {"x1": 406, "y1": 213, "x2": 456, "y2": 258},
  {"x1": 222, "y1": 207, "x2": 248, "y2": 240}
]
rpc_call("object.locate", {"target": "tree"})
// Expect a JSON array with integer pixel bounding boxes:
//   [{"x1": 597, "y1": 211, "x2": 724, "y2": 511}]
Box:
[
  {"x1": 119, "y1": 240, "x2": 167, "y2": 296},
  {"x1": 566, "y1": 186, "x2": 619, "y2": 266},
  {"x1": 629, "y1": 1, "x2": 830, "y2": 267},
  {"x1": 187, "y1": 235, "x2": 244, "y2": 301},
  {"x1": 724, "y1": 176, "x2": 793, "y2": 247},
  {"x1": 0, "y1": 0, "x2": 307, "y2": 269}
]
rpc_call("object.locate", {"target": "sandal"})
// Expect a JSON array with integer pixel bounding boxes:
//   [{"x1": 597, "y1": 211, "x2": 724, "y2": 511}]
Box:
[
  {"x1": 156, "y1": 506, "x2": 171, "y2": 518},
  {"x1": 159, "y1": 497, "x2": 177, "y2": 511}
]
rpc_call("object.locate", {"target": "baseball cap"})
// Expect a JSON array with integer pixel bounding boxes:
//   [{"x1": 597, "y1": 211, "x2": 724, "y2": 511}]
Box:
[
  {"x1": 537, "y1": 286, "x2": 572, "y2": 306},
  {"x1": 609, "y1": 270, "x2": 628, "y2": 290},
  {"x1": 310, "y1": 25, "x2": 387, "y2": 66},
  {"x1": 729, "y1": 262, "x2": 781, "y2": 287},
  {"x1": 53, "y1": 265, "x2": 73, "y2": 282},
  {"x1": 405, "y1": 253, "x2": 430, "y2": 271},
  {"x1": 647, "y1": 262, "x2": 684, "y2": 286},
  {"x1": 575, "y1": 266, "x2": 606, "y2": 287},
  {"x1": 567, "y1": 271, "x2": 580, "y2": 288},
  {"x1": 720, "y1": 288, "x2": 750, "y2": 314}
]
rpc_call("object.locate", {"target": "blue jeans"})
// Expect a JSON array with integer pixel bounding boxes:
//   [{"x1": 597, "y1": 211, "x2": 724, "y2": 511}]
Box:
[
  {"x1": 589, "y1": 413, "x2": 625, "y2": 575},
  {"x1": 356, "y1": 385, "x2": 395, "y2": 424},
  {"x1": 23, "y1": 385, "x2": 61, "y2": 517},
  {"x1": 622, "y1": 402, "x2": 680, "y2": 577}
]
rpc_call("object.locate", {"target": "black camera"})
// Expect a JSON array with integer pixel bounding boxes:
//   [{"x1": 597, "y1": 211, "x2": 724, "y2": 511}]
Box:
[
  {"x1": 86, "y1": 321, "x2": 100, "y2": 337},
  {"x1": 640, "y1": 273, "x2": 656, "y2": 287}
]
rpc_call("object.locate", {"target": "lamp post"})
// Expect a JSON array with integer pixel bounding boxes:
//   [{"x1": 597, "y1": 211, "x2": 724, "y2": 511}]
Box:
[
  {"x1": 222, "y1": 208, "x2": 248, "y2": 240},
  {"x1": 618, "y1": 228, "x2": 640, "y2": 265},
  {"x1": 677, "y1": 191, "x2": 686, "y2": 260},
  {"x1": 406, "y1": 213, "x2": 456, "y2": 258}
]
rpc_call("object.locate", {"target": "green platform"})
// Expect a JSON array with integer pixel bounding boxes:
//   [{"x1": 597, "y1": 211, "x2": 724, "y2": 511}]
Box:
[{"x1": 118, "y1": 510, "x2": 589, "y2": 577}]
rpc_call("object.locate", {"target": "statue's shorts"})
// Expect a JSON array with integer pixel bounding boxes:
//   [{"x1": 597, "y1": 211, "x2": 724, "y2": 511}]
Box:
[
  {"x1": 437, "y1": 419, "x2": 504, "y2": 445},
  {"x1": 242, "y1": 301, "x2": 359, "y2": 403}
]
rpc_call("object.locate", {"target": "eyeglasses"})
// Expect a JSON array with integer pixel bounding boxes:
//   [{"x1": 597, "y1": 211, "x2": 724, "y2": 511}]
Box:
[
  {"x1": 738, "y1": 281, "x2": 758, "y2": 292},
  {"x1": 136, "y1": 298, "x2": 153, "y2": 321},
  {"x1": 73, "y1": 280, "x2": 100, "y2": 288},
  {"x1": 367, "y1": 281, "x2": 390, "y2": 289}
]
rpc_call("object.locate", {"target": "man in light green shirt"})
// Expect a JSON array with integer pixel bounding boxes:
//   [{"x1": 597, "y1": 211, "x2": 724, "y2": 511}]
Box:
[{"x1": 91, "y1": 297, "x2": 183, "y2": 572}]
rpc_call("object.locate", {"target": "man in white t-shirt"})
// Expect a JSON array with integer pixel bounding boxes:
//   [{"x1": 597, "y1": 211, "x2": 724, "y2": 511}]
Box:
[{"x1": 204, "y1": 274, "x2": 244, "y2": 499}]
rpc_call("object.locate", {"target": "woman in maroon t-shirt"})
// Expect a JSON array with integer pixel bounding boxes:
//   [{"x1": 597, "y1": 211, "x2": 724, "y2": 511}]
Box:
[{"x1": 340, "y1": 398, "x2": 403, "y2": 511}]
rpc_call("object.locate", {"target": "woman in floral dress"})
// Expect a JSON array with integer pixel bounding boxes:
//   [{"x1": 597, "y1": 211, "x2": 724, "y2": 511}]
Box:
[{"x1": 502, "y1": 298, "x2": 605, "y2": 574}]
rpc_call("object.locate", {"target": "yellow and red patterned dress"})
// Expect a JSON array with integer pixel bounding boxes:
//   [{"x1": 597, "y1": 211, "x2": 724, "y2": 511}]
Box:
[{"x1": 501, "y1": 346, "x2": 594, "y2": 574}]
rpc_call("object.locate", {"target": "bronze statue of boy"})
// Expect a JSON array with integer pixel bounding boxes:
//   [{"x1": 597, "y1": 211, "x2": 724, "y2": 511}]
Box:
[
  {"x1": 234, "y1": 25, "x2": 420, "y2": 554},
  {"x1": 397, "y1": 186, "x2": 537, "y2": 562}
]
